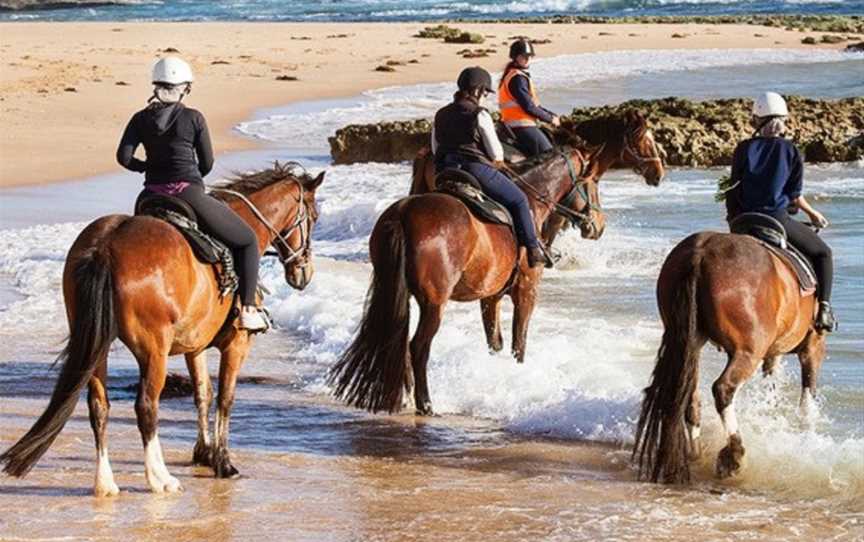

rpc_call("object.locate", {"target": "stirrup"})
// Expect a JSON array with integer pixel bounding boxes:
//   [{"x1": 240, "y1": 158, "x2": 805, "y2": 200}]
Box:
[
  {"x1": 815, "y1": 301, "x2": 838, "y2": 333},
  {"x1": 240, "y1": 306, "x2": 271, "y2": 333}
]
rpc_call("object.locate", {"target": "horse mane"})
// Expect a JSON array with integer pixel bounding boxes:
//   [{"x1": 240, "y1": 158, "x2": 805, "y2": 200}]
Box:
[
  {"x1": 510, "y1": 146, "x2": 573, "y2": 177},
  {"x1": 212, "y1": 161, "x2": 317, "y2": 201},
  {"x1": 558, "y1": 109, "x2": 647, "y2": 148}
]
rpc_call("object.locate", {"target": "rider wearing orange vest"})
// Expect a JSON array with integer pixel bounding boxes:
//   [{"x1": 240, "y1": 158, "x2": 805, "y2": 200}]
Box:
[{"x1": 498, "y1": 40, "x2": 561, "y2": 157}]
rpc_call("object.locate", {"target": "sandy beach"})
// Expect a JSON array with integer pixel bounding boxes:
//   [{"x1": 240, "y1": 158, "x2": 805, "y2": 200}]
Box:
[{"x1": 0, "y1": 21, "x2": 847, "y2": 187}]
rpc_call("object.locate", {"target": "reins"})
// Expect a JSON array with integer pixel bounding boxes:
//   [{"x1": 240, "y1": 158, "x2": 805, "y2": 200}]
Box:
[
  {"x1": 208, "y1": 181, "x2": 312, "y2": 266},
  {"x1": 502, "y1": 150, "x2": 596, "y2": 228}
]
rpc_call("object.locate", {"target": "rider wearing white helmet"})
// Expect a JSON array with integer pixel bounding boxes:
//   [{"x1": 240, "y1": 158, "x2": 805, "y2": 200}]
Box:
[
  {"x1": 731, "y1": 92, "x2": 836, "y2": 332},
  {"x1": 116, "y1": 57, "x2": 269, "y2": 331}
]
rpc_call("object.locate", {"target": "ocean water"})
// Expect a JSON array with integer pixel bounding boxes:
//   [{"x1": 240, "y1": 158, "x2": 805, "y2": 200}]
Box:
[
  {"x1": 1, "y1": 47, "x2": 862, "y2": 510},
  {"x1": 1, "y1": 0, "x2": 862, "y2": 21}
]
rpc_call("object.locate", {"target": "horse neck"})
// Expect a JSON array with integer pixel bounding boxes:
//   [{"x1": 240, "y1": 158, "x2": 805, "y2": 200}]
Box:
[
  {"x1": 524, "y1": 155, "x2": 573, "y2": 221},
  {"x1": 227, "y1": 182, "x2": 299, "y2": 254},
  {"x1": 586, "y1": 136, "x2": 622, "y2": 180}
]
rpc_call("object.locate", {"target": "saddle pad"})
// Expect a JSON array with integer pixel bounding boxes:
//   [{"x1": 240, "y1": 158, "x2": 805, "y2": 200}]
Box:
[
  {"x1": 435, "y1": 180, "x2": 513, "y2": 227},
  {"x1": 758, "y1": 240, "x2": 817, "y2": 296}
]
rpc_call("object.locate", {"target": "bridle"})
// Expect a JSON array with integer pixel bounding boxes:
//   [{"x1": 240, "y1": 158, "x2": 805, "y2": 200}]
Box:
[
  {"x1": 209, "y1": 181, "x2": 314, "y2": 271},
  {"x1": 505, "y1": 150, "x2": 601, "y2": 231},
  {"x1": 621, "y1": 128, "x2": 665, "y2": 178}
]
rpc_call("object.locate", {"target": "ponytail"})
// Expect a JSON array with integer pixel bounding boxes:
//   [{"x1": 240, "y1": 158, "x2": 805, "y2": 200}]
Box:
[{"x1": 498, "y1": 61, "x2": 520, "y2": 88}]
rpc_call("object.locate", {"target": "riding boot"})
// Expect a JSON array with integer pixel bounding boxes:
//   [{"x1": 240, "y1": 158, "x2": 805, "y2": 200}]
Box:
[
  {"x1": 527, "y1": 246, "x2": 553, "y2": 269},
  {"x1": 240, "y1": 305, "x2": 271, "y2": 333},
  {"x1": 815, "y1": 301, "x2": 838, "y2": 333}
]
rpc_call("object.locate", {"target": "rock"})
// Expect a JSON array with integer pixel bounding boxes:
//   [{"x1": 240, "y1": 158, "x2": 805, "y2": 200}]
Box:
[
  {"x1": 211, "y1": 59, "x2": 230, "y2": 65},
  {"x1": 821, "y1": 34, "x2": 846, "y2": 44},
  {"x1": 275, "y1": 75, "x2": 298, "y2": 81},
  {"x1": 63, "y1": 86, "x2": 77, "y2": 92},
  {"x1": 386, "y1": 60, "x2": 406, "y2": 66},
  {"x1": 162, "y1": 47, "x2": 180, "y2": 53},
  {"x1": 801, "y1": 36, "x2": 817, "y2": 44},
  {"x1": 414, "y1": 25, "x2": 462, "y2": 40},
  {"x1": 374, "y1": 65, "x2": 396, "y2": 72},
  {"x1": 846, "y1": 41, "x2": 864, "y2": 52},
  {"x1": 329, "y1": 96, "x2": 864, "y2": 166},
  {"x1": 444, "y1": 32, "x2": 485, "y2": 44},
  {"x1": 114, "y1": 80, "x2": 129, "y2": 86},
  {"x1": 671, "y1": 33, "x2": 688, "y2": 38}
]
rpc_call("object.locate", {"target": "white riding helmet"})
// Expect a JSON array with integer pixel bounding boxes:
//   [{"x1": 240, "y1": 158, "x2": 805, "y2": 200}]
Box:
[
  {"x1": 152, "y1": 57, "x2": 194, "y2": 85},
  {"x1": 753, "y1": 92, "x2": 788, "y2": 118}
]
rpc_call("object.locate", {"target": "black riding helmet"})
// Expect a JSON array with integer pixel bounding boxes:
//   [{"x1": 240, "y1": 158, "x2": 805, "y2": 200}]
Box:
[
  {"x1": 457, "y1": 66, "x2": 494, "y2": 94},
  {"x1": 509, "y1": 39, "x2": 535, "y2": 60}
]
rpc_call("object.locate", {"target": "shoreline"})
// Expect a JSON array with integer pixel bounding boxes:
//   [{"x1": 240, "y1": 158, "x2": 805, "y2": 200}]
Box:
[{"x1": 0, "y1": 21, "x2": 851, "y2": 188}]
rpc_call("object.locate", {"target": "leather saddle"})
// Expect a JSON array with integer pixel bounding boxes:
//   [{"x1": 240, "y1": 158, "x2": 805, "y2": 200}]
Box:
[
  {"x1": 134, "y1": 192, "x2": 239, "y2": 297},
  {"x1": 434, "y1": 168, "x2": 513, "y2": 228},
  {"x1": 729, "y1": 212, "x2": 817, "y2": 295}
]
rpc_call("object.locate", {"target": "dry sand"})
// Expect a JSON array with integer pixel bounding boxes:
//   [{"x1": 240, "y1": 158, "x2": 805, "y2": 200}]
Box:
[{"x1": 0, "y1": 21, "x2": 845, "y2": 187}]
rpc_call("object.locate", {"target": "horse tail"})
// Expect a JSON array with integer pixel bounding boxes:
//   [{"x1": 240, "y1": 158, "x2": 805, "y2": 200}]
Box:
[
  {"x1": 329, "y1": 220, "x2": 410, "y2": 413},
  {"x1": 1, "y1": 247, "x2": 117, "y2": 477},
  {"x1": 633, "y1": 253, "x2": 702, "y2": 484}
]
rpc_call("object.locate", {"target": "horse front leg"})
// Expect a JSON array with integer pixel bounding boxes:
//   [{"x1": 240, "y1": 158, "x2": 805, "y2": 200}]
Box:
[
  {"x1": 510, "y1": 270, "x2": 540, "y2": 364},
  {"x1": 480, "y1": 295, "x2": 504, "y2": 353},
  {"x1": 185, "y1": 351, "x2": 213, "y2": 467},
  {"x1": 213, "y1": 334, "x2": 250, "y2": 478},
  {"x1": 798, "y1": 330, "x2": 826, "y2": 419}
]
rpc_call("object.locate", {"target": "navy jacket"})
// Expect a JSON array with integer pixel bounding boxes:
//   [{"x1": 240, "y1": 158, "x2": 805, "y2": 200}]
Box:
[{"x1": 732, "y1": 137, "x2": 803, "y2": 217}]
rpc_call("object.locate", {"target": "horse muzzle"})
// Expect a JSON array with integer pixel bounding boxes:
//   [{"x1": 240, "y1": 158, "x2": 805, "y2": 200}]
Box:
[{"x1": 286, "y1": 261, "x2": 314, "y2": 291}]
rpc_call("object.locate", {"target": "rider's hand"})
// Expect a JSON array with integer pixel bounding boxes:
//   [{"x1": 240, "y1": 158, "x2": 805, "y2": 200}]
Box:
[
  {"x1": 810, "y1": 210, "x2": 830, "y2": 229},
  {"x1": 493, "y1": 160, "x2": 506, "y2": 170},
  {"x1": 550, "y1": 116, "x2": 562, "y2": 128}
]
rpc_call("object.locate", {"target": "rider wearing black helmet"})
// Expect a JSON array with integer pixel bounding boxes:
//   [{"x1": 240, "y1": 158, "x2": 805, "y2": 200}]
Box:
[
  {"x1": 499, "y1": 39, "x2": 560, "y2": 157},
  {"x1": 432, "y1": 66, "x2": 547, "y2": 267}
]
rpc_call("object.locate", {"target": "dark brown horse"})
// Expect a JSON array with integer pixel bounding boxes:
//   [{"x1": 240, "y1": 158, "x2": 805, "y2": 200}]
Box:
[
  {"x1": 410, "y1": 110, "x2": 666, "y2": 246},
  {"x1": 633, "y1": 229, "x2": 826, "y2": 484},
  {"x1": 0, "y1": 163, "x2": 324, "y2": 496},
  {"x1": 330, "y1": 148, "x2": 604, "y2": 416}
]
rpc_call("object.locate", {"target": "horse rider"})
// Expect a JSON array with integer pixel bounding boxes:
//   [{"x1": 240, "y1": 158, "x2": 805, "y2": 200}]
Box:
[
  {"x1": 431, "y1": 66, "x2": 548, "y2": 268},
  {"x1": 731, "y1": 91, "x2": 837, "y2": 332},
  {"x1": 498, "y1": 39, "x2": 561, "y2": 158},
  {"x1": 116, "y1": 56, "x2": 269, "y2": 331}
]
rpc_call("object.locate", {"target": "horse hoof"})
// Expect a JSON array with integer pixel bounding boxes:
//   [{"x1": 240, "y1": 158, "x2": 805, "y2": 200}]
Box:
[
  {"x1": 94, "y1": 481, "x2": 120, "y2": 497},
  {"x1": 415, "y1": 402, "x2": 434, "y2": 417},
  {"x1": 715, "y1": 436, "x2": 745, "y2": 479},
  {"x1": 148, "y1": 475, "x2": 183, "y2": 494},
  {"x1": 688, "y1": 438, "x2": 704, "y2": 461},
  {"x1": 192, "y1": 444, "x2": 213, "y2": 467},
  {"x1": 215, "y1": 463, "x2": 240, "y2": 479}
]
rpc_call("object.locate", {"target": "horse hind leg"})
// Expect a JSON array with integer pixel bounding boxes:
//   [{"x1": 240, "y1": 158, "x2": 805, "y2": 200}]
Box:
[
  {"x1": 712, "y1": 351, "x2": 761, "y2": 479},
  {"x1": 134, "y1": 344, "x2": 182, "y2": 493},
  {"x1": 88, "y1": 358, "x2": 119, "y2": 497},
  {"x1": 185, "y1": 351, "x2": 213, "y2": 467},
  {"x1": 410, "y1": 301, "x2": 444, "y2": 416},
  {"x1": 481, "y1": 295, "x2": 504, "y2": 353}
]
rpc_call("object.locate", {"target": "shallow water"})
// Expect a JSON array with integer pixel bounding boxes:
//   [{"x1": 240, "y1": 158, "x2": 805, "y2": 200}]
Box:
[{"x1": 0, "y1": 48, "x2": 862, "y2": 539}]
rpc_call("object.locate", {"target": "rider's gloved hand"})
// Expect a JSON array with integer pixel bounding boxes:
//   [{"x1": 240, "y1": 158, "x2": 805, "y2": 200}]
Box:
[{"x1": 550, "y1": 116, "x2": 561, "y2": 128}]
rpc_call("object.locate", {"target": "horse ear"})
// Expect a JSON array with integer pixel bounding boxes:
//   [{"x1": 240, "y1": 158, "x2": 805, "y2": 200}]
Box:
[{"x1": 310, "y1": 171, "x2": 325, "y2": 190}]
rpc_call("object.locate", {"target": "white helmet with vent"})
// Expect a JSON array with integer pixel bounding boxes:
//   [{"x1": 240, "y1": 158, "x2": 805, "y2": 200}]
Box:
[
  {"x1": 752, "y1": 92, "x2": 788, "y2": 118},
  {"x1": 152, "y1": 57, "x2": 194, "y2": 85}
]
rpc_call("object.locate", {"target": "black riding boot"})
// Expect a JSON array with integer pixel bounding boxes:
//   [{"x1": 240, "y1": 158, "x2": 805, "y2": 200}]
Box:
[
  {"x1": 526, "y1": 246, "x2": 553, "y2": 269},
  {"x1": 815, "y1": 301, "x2": 838, "y2": 333}
]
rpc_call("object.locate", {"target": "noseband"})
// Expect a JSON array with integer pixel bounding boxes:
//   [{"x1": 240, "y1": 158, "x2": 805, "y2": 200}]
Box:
[
  {"x1": 209, "y1": 181, "x2": 313, "y2": 270},
  {"x1": 621, "y1": 129, "x2": 664, "y2": 178}
]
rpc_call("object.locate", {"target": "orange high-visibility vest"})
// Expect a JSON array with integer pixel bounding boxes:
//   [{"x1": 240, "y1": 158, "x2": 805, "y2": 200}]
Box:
[{"x1": 499, "y1": 69, "x2": 540, "y2": 128}]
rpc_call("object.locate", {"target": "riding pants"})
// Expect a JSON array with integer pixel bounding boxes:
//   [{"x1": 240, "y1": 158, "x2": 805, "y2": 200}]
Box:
[
  {"x1": 776, "y1": 212, "x2": 833, "y2": 301},
  {"x1": 154, "y1": 183, "x2": 260, "y2": 305},
  {"x1": 438, "y1": 155, "x2": 540, "y2": 249},
  {"x1": 512, "y1": 126, "x2": 554, "y2": 157}
]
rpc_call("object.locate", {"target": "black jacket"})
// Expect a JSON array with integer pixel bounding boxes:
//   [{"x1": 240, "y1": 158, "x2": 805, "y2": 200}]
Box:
[
  {"x1": 117, "y1": 102, "x2": 214, "y2": 185},
  {"x1": 433, "y1": 97, "x2": 491, "y2": 166}
]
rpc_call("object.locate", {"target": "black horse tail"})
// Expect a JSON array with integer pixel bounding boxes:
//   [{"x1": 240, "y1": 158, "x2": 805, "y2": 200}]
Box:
[
  {"x1": 633, "y1": 254, "x2": 702, "y2": 484},
  {"x1": 1, "y1": 248, "x2": 117, "y2": 477},
  {"x1": 329, "y1": 220, "x2": 410, "y2": 413}
]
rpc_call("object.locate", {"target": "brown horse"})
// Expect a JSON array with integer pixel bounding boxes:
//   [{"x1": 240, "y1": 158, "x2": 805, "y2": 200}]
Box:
[
  {"x1": 633, "y1": 229, "x2": 826, "y2": 484},
  {"x1": 0, "y1": 163, "x2": 324, "y2": 496},
  {"x1": 410, "y1": 110, "x2": 666, "y2": 246},
  {"x1": 330, "y1": 148, "x2": 605, "y2": 416}
]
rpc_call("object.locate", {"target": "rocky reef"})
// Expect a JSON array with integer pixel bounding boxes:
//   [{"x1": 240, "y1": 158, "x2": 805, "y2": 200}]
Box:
[{"x1": 329, "y1": 96, "x2": 864, "y2": 167}]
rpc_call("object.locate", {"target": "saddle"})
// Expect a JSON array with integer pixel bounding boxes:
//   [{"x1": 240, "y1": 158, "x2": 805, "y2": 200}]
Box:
[
  {"x1": 134, "y1": 192, "x2": 239, "y2": 298},
  {"x1": 434, "y1": 168, "x2": 514, "y2": 228},
  {"x1": 729, "y1": 212, "x2": 817, "y2": 295}
]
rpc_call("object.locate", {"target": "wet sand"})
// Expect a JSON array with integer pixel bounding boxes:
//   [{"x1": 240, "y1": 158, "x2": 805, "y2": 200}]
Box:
[
  {"x1": 0, "y1": 21, "x2": 844, "y2": 187},
  {"x1": 1, "y1": 327, "x2": 861, "y2": 541}
]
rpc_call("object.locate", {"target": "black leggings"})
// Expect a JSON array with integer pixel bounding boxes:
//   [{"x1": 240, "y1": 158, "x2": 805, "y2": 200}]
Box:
[
  {"x1": 175, "y1": 184, "x2": 260, "y2": 305},
  {"x1": 778, "y1": 213, "x2": 833, "y2": 301}
]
